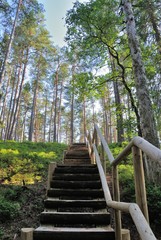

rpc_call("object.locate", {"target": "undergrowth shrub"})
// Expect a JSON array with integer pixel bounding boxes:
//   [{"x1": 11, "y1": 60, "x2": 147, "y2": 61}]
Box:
[
  {"x1": 117, "y1": 162, "x2": 161, "y2": 234},
  {"x1": 118, "y1": 164, "x2": 135, "y2": 202},
  {"x1": 0, "y1": 196, "x2": 20, "y2": 223},
  {"x1": 0, "y1": 141, "x2": 67, "y2": 184},
  {"x1": 0, "y1": 228, "x2": 3, "y2": 238}
]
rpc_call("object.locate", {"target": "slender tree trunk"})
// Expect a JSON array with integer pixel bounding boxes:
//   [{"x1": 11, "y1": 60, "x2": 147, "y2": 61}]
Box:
[
  {"x1": 113, "y1": 80, "x2": 124, "y2": 143},
  {"x1": 5, "y1": 65, "x2": 22, "y2": 140},
  {"x1": 4, "y1": 69, "x2": 17, "y2": 140},
  {"x1": 0, "y1": 70, "x2": 12, "y2": 139},
  {"x1": 20, "y1": 108, "x2": 28, "y2": 141},
  {"x1": 110, "y1": 55, "x2": 124, "y2": 143},
  {"x1": 70, "y1": 65, "x2": 75, "y2": 144},
  {"x1": 83, "y1": 96, "x2": 86, "y2": 142},
  {"x1": 43, "y1": 91, "x2": 48, "y2": 142},
  {"x1": 29, "y1": 66, "x2": 40, "y2": 141},
  {"x1": 8, "y1": 48, "x2": 29, "y2": 139},
  {"x1": 53, "y1": 69, "x2": 59, "y2": 142},
  {"x1": 147, "y1": 0, "x2": 161, "y2": 55},
  {"x1": 57, "y1": 81, "x2": 63, "y2": 142},
  {"x1": 0, "y1": 0, "x2": 22, "y2": 89},
  {"x1": 122, "y1": 0, "x2": 159, "y2": 148}
]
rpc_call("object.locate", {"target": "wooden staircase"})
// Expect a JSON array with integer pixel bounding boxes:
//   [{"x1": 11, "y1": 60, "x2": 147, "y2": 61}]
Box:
[{"x1": 33, "y1": 143, "x2": 115, "y2": 240}]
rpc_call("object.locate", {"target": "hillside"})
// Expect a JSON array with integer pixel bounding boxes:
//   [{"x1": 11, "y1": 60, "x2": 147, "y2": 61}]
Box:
[{"x1": 0, "y1": 141, "x2": 161, "y2": 239}]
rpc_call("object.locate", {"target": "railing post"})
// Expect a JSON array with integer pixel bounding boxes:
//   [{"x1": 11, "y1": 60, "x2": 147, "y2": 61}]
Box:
[
  {"x1": 47, "y1": 162, "x2": 56, "y2": 190},
  {"x1": 132, "y1": 146, "x2": 149, "y2": 222},
  {"x1": 101, "y1": 143, "x2": 106, "y2": 175},
  {"x1": 21, "y1": 228, "x2": 34, "y2": 240},
  {"x1": 112, "y1": 165, "x2": 122, "y2": 240}
]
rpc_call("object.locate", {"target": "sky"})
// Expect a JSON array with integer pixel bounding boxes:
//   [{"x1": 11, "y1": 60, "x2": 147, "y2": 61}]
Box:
[{"x1": 37, "y1": 0, "x2": 89, "y2": 47}]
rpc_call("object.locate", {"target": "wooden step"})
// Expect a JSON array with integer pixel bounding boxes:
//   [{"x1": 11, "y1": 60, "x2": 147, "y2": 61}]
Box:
[
  {"x1": 40, "y1": 212, "x2": 111, "y2": 225},
  {"x1": 34, "y1": 226, "x2": 115, "y2": 240},
  {"x1": 64, "y1": 159, "x2": 91, "y2": 165},
  {"x1": 55, "y1": 165, "x2": 98, "y2": 174},
  {"x1": 47, "y1": 188, "x2": 104, "y2": 199},
  {"x1": 44, "y1": 198, "x2": 106, "y2": 210},
  {"x1": 50, "y1": 180, "x2": 102, "y2": 189},
  {"x1": 65, "y1": 152, "x2": 90, "y2": 159},
  {"x1": 52, "y1": 173, "x2": 100, "y2": 181}
]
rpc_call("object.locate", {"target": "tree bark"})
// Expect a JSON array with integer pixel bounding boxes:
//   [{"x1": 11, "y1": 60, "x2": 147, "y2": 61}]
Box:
[
  {"x1": 57, "y1": 81, "x2": 63, "y2": 142},
  {"x1": 147, "y1": 0, "x2": 161, "y2": 55},
  {"x1": 83, "y1": 96, "x2": 86, "y2": 142},
  {"x1": 28, "y1": 61, "x2": 40, "y2": 141},
  {"x1": 8, "y1": 48, "x2": 29, "y2": 140},
  {"x1": 113, "y1": 80, "x2": 124, "y2": 143},
  {"x1": 122, "y1": 0, "x2": 159, "y2": 148},
  {"x1": 0, "y1": 0, "x2": 22, "y2": 88},
  {"x1": 53, "y1": 68, "x2": 59, "y2": 142},
  {"x1": 70, "y1": 65, "x2": 75, "y2": 144}
]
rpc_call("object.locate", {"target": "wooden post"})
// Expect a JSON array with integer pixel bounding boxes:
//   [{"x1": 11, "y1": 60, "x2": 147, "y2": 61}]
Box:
[
  {"x1": 112, "y1": 165, "x2": 122, "y2": 240},
  {"x1": 101, "y1": 143, "x2": 106, "y2": 175},
  {"x1": 21, "y1": 228, "x2": 34, "y2": 240},
  {"x1": 121, "y1": 229, "x2": 131, "y2": 240},
  {"x1": 132, "y1": 146, "x2": 149, "y2": 223},
  {"x1": 63, "y1": 150, "x2": 67, "y2": 163},
  {"x1": 47, "y1": 162, "x2": 56, "y2": 190}
]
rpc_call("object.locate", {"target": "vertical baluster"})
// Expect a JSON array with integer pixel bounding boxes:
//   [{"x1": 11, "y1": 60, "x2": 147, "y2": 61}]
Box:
[
  {"x1": 132, "y1": 146, "x2": 149, "y2": 222},
  {"x1": 112, "y1": 165, "x2": 122, "y2": 240}
]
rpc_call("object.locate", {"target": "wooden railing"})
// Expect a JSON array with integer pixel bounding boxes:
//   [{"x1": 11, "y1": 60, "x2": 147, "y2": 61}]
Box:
[{"x1": 86, "y1": 124, "x2": 160, "y2": 240}]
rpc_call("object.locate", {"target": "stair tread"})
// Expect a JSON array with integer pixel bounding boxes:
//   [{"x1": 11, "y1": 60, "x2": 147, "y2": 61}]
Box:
[
  {"x1": 45, "y1": 198, "x2": 105, "y2": 202},
  {"x1": 35, "y1": 226, "x2": 114, "y2": 232},
  {"x1": 51, "y1": 180, "x2": 101, "y2": 183},
  {"x1": 57, "y1": 164, "x2": 96, "y2": 167},
  {"x1": 53, "y1": 173, "x2": 100, "y2": 181},
  {"x1": 41, "y1": 211, "x2": 110, "y2": 215}
]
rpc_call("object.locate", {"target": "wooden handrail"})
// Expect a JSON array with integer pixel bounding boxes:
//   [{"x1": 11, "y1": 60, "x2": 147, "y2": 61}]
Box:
[
  {"x1": 86, "y1": 124, "x2": 158, "y2": 240},
  {"x1": 112, "y1": 136, "x2": 161, "y2": 166}
]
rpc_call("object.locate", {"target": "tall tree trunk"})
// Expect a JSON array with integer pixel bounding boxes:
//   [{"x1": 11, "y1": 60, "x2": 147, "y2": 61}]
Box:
[
  {"x1": 0, "y1": 70, "x2": 12, "y2": 139},
  {"x1": 5, "y1": 65, "x2": 22, "y2": 140},
  {"x1": 48, "y1": 94, "x2": 54, "y2": 142},
  {"x1": 4, "y1": 69, "x2": 17, "y2": 140},
  {"x1": 70, "y1": 65, "x2": 75, "y2": 144},
  {"x1": 57, "y1": 81, "x2": 63, "y2": 142},
  {"x1": 147, "y1": 0, "x2": 161, "y2": 55},
  {"x1": 113, "y1": 80, "x2": 124, "y2": 143},
  {"x1": 53, "y1": 69, "x2": 59, "y2": 142},
  {"x1": 110, "y1": 55, "x2": 124, "y2": 143},
  {"x1": 0, "y1": 0, "x2": 22, "y2": 89},
  {"x1": 29, "y1": 66, "x2": 40, "y2": 141},
  {"x1": 122, "y1": 0, "x2": 159, "y2": 148},
  {"x1": 83, "y1": 96, "x2": 86, "y2": 142},
  {"x1": 8, "y1": 48, "x2": 29, "y2": 139},
  {"x1": 43, "y1": 91, "x2": 48, "y2": 142}
]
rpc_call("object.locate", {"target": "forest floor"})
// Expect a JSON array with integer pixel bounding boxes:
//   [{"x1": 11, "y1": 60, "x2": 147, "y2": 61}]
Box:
[{"x1": 0, "y1": 180, "x2": 160, "y2": 240}]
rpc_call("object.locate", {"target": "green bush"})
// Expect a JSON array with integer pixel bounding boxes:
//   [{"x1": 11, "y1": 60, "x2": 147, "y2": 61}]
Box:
[
  {"x1": 0, "y1": 228, "x2": 3, "y2": 238},
  {"x1": 0, "y1": 141, "x2": 67, "y2": 184},
  {"x1": 147, "y1": 184, "x2": 161, "y2": 227},
  {"x1": 117, "y1": 162, "x2": 161, "y2": 232},
  {"x1": 0, "y1": 196, "x2": 20, "y2": 223},
  {"x1": 118, "y1": 164, "x2": 135, "y2": 202}
]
